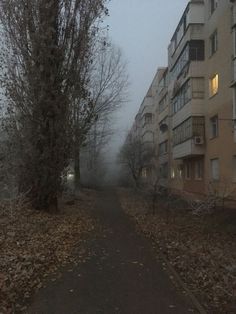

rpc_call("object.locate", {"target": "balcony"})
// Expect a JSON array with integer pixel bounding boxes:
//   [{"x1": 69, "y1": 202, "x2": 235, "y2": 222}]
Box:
[
  {"x1": 173, "y1": 138, "x2": 205, "y2": 159},
  {"x1": 172, "y1": 98, "x2": 204, "y2": 128},
  {"x1": 171, "y1": 77, "x2": 205, "y2": 128},
  {"x1": 172, "y1": 116, "x2": 205, "y2": 159},
  {"x1": 169, "y1": 41, "x2": 205, "y2": 85},
  {"x1": 169, "y1": 25, "x2": 205, "y2": 70},
  {"x1": 139, "y1": 97, "x2": 153, "y2": 116}
]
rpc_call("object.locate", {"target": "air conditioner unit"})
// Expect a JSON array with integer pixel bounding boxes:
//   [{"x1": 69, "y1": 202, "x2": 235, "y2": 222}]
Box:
[{"x1": 194, "y1": 136, "x2": 204, "y2": 145}]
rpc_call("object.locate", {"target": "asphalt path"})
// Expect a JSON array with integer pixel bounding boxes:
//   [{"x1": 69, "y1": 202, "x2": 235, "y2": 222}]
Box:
[{"x1": 27, "y1": 189, "x2": 198, "y2": 314}]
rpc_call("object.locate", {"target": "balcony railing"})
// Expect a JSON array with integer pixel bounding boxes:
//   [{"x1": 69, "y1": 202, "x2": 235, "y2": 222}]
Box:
[{"x1": 173, "y1": 116, "x2": 205, "y2": 146}]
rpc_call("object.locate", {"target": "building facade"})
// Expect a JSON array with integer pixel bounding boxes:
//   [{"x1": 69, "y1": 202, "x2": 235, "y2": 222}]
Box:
[{"x1": 127, "y1": 0, "x2": 236, "y2": 201}]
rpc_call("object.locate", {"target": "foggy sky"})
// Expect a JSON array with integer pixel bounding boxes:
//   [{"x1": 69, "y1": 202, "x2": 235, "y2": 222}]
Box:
[{"x1": 106, "y1": 0, "x2": 188, "y2": 141}]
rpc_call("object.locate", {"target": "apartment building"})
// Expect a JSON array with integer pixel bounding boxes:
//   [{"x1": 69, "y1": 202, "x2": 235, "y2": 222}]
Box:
[
  {"x1": 170, "y1": 0, "x2": 207, "y2": 196},
  {"x1": 128, "y1": 73, "x2": 158, "y2": 180},
  {"x1": 156, "y1": 68, "x2": 171, "y2": 187},
  {"x1": 127, "y1": 0, "x2": 236, "y2": 201}
]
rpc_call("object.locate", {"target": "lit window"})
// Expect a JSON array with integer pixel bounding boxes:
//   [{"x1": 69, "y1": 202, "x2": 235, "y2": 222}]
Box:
[
  {"x1": 210, "y1": 115, "x2": 218, "y2": 138},
  {"x1": 211, "y1": 158, "x2": 219, "y2": 181},
  {"x1": 195, "y1": 160, "x2": 203, "y2": 180},
  {"x1": 210, "y1": 30, "x2": 218, "y2": 56},
  {"x1": 171, "y1": 167, "x2": 175, "y2": 179},
  {"x1": 209, "y1": 74, "x2": 219, "y2": 97},
  {"x1": 142, "y1": 168, "x2": 147, "y2": 178}
]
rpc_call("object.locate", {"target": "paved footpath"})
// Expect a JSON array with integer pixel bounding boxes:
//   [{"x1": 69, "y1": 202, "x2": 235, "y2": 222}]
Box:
[{"x1": 27, "y1": 190, "x2": 198, "y2": 314}]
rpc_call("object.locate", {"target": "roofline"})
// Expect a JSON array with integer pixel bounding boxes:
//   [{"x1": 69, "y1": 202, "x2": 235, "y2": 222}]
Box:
[{"x1": 170, "y1": 0, "x2": 204, "y2": 42}]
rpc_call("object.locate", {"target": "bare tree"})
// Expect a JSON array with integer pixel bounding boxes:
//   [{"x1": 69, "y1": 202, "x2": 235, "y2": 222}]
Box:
[
  {"x1": 0, "y1": 0, "x2": 108, "y2": 212},
  {"x1": 119, "y1": 135, "x2": 146, "y2": 188},
  {"x1": 72, "y1": 41, "x2": 129, "y2": 188}
]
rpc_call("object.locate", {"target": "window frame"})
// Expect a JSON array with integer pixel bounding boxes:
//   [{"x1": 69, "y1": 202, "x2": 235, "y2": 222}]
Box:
[
  {"x1": 209, "y1": 30, "x2": 218, "y2": 56},
  {"x1": 210, "y1": 0, "x2": 218, "y2": 16},
  {"x1": 159, "y1": 140, "x2": 168, "y2": 156},
  {"x1": 144, "y1": 113, "x2": 152, "y2": 125},
  {"x1": 160, "y1": 162, "x2": 168, "y2": 179},
  {"x1": 209, "y1": 74, "x2": 219, "y2": 97},
  {"x1": 194, "y1": 160, "x2": 203, "y2": 180},
  {"x1": 233, "y1": 155, "x2": 236, "y2": 182},
  {"x1": 185, "y1": 162, "x2": 191, "y2": 180},
  {"x1": 210, "y1": 115, "x2": 219, "y2": 139},
  {"x1": 211, "y1": 158, "x2": 220, "y2": 181}
]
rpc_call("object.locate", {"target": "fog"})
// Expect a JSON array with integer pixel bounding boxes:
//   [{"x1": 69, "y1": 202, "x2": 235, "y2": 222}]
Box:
[{"x1": 103, "y1": 0, "x2": 189, "y2": 176}]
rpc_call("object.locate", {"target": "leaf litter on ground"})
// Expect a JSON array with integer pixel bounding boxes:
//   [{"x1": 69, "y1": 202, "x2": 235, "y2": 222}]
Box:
[
  {"x1": 118, "y1": 188, "x2": 236, "y2": 314},
  {"x1": 0, "y1": 189, "x2": 97, "y2": 313}
]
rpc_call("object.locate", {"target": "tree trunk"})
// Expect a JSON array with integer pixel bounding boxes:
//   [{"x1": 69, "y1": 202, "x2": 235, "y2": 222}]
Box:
[{"x1": 29, "y1": 0, "x2": 67, "y2": 212}]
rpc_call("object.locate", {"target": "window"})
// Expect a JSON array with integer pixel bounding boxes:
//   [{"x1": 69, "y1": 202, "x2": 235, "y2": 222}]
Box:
[
  {"x1": 233, "y1": 156, "x2": 236, "y2": 182},
  {"x1": 209, "y1": 74, "x2": 219, "y2": 97},
  {"x1": 171, "y1": 40, "x2": 205, "y2": 81},
  {"x1": 185, "y1": 162, "x2": 191, "y2": 180},
  {"x1": 210, "y1": 0, "x2": 218, "y2": 15},
  {"x1": 210, "y1": 115, "x2": 218, "y2": 138},
  {"x1": 234, "y1": 28, "x2": 236, "y2": 57},
  {"x1": 172, "y1": 80, "x2": 191, "y2": 114},
  {"x1": 173, "y1": 116, "x2": 205, "y2": 146},
  {"x1": 142, "y1": 168, "x2": 147, "y2": 178},
  {"x1": 210, "y1": 30, "x2": 218, "y2": 56},
  {"x1": 159, "y1": 72, "x2": 168, "y2": 91},
  {"x1": 232, "y1": 5, "x2": 236, "y2": 27},
  {"x1": 195, "y1": 160, "x2": 203, "y2": 180},
  {"x1": 234, "y1": 88, "x2": 236, "y2": 133},
  {"x1": 159, "y1": 116, "x2": 168, "y2": 133},
  {"x1": 159, "y1": 141, "x2": 168, "y2": 156},
  {"x1": 160, "y1": 162, "x2": 168, "y2": 179},
  {"x1": 211, "y1": 158, "x2": 219, "y2": 180},
  {"x1": 189, "y1": 40, "x2": 205, "y2": 61},
  {"x1": 144, "y1": 113, "x2": 152, "y2": 125},
  {"x1": 159, "y1": 94, "x2": 168, "y2": 113},
  {"x1": 171, "y1": 167, "x2": 176, "y2": 179},
  {"x1": 192, "y1": 78, "x2": 205, "y2": 99}
]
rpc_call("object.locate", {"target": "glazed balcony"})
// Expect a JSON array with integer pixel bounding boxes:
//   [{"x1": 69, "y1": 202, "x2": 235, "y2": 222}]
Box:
[{"x1": 172, "y1": 116, "x2": 205, "y2": 159}]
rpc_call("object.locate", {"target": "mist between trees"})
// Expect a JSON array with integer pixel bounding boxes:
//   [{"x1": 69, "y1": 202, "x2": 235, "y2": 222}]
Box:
[{"x1": 0, "y1": 0, "x2": 128, "y2": 212}]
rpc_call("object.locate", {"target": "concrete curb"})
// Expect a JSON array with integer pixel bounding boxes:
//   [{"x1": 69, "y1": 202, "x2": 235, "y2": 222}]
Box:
[{"x1": 157, "y1": 249, "x2": 207, "y2": 314}]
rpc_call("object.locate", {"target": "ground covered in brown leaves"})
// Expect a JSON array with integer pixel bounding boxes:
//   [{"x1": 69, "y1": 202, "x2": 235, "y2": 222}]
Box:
[
  {"x1": 118, "y1": 188, "x2": 236, "y2": 314},
  {"x1": 0, "y1": 189, "x2": 96, "y2": 313}
]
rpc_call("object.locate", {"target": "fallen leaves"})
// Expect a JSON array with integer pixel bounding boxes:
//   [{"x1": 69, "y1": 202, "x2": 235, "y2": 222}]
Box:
[
  {"x1": 118, "y1": 188, "x2": 236, "y2": 314},
  {"x1": 0, "y1": 189, "x2": 96, "y2": 313}
]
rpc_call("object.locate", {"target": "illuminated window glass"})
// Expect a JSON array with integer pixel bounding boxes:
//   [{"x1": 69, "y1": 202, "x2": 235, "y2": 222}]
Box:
[{"x1": 209, "y1": 74, "x2": 219, "y2": 97}]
